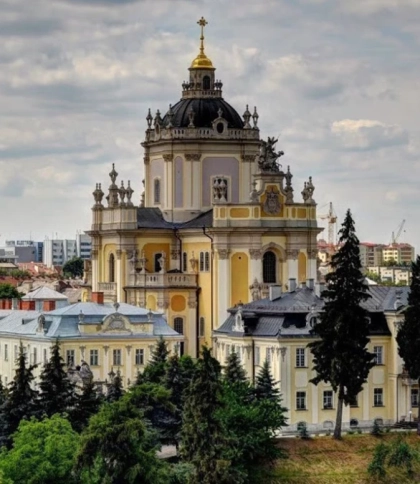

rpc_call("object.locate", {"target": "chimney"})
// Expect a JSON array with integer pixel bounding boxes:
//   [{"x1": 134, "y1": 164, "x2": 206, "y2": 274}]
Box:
[
  {"x1": 300, "y1": 281, "x2": 307, "y2": 289},
  {"x1": 43, "y1": 300, "x2": 56, "y2": 312},
  {"x1": 0, "y1": 300, "x2": 5, "y2": 310},
  {"x1": 288, "y1": 278, "x2": 297, "y2": 292},
  {"x1": 92, "y1": 292, "x2": 104, "y2": 305},
  {"x1": 4, "y1": 299, "x2": 12, "y2": 310},
  {"x1": 306, "y1": 278, "x2": 315, "y2": 290},
  {"x1": 269, "y1": 284, "x2": 282, "y2": 301},
  {"x1": 315, "y1": 282, "x2": 325, "y2": 298},
  {"x1": 21, "y1": 300, "x2": 36, "y2": 311},
  {"x1": 11, "y1": 298, "x2": 19, "y2": 310}
]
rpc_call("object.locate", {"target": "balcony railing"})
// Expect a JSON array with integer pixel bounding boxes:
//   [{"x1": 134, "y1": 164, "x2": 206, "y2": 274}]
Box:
[{"x1": 132, "y1": 273, "x2": 198, "y2": 288}]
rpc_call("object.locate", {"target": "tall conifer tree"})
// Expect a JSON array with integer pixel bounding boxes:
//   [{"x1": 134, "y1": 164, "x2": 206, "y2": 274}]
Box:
[
  {"x1": 105, "y1": 369, "x2": 124, "y2": 403},
  {"x1": 142, "y1": 336, "x2": 170, "y2": 384},
  {"x1": 0, "y1": 343, "x2": 38, "y2": 446},
  {"x1": 37, "y1": 339, "x2": 76, "y2": 418},
  {"x1": 397, "y1": 255, "x2": 420, "y2": 434},
  {"x1": 72, "y1": 381, "x2": 103, "y2": 432},
  {"x1": 255, "y1": 360, "x2": 280, "y2": 402},
  {"x1": 224, "y1": 352, "x2": 247, "y2": 385},
  {"x1": 308, "y1": 210, "x2": 374, "y2": 439}
]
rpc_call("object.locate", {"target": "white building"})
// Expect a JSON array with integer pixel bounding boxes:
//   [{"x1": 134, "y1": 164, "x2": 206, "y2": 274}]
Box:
[
  {"x1": 43, "y1": 239, "x2": 77, "y2": 268},
  {"x1": 76, "y1": 233, "x2": 92, "y2": 260}
]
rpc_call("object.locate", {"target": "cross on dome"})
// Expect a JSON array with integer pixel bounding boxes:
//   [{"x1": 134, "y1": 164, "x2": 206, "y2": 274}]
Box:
[{"x1": 191, "y1": 16, "x2": 214, "y2": 69}]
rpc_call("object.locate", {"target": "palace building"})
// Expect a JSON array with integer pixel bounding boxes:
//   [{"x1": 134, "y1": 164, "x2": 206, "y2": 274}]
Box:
[{"x1": 83, "y1": 18, "x2": 320, "y2": 357}]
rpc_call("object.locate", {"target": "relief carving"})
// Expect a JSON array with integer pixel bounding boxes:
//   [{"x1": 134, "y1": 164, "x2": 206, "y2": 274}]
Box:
[
  {"x1": 217, "y1": 249, "x2": 230, "y2": 260},
  {"x1": 249, "y1": 249, "x2": 262, "y2": 260},
  {"x1": 263, "y1": 187, "x2": 281, "y2": 215},
  {"x1": 242, "y1": 154, "x2": 256, "y2": 163},
  {"x1": 162, "y1": 154, "x2": 173, "y2": 162},
  {"x1": 286, "y1": 249, "x2": 299, "y2": 260},
  {"x1": 185, "y1": 153, "x2": 201, "y2": 162}
]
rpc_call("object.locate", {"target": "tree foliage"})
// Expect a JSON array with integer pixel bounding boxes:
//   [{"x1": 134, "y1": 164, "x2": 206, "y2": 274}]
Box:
[
  {"x1": 37, "y1": 340, "x2": 76, "y2": 419},
  {"x1": 75, "y1": 398, "x2": 168, "y2": 484},
  {"x1": 0, "y1": 415, "x2": 79, "y2": 484},
  {"x1": 397, "y1": 255, "x2": 420, "y2": 430},
  {"x1": 255, "y1": 360, "x2": 280, "y2": 402},
  {"x1": 72, "y1": 381, "x2": 103, "y2": 433},
  {"x1": 0, "y1": 343, "x2": 38, "y2": 446},
  {"x1": 142, "y1": 337, "x2": 170, "y2": 384},
  {"x1": 62, "y1": 257, "x2": 84, "y2": 278},
  {"x1": 308, "y1": 210, "x2": 375, "y2": 439},
  {"x1": 224, "y1": 352, "x2": 247, "y2": 385},
  {"x1": 0, "y1": 283, "x2": 21, "y2": 300},
  {"x1": 105, "y1": 369, "x2": 124, "y2": 403}
]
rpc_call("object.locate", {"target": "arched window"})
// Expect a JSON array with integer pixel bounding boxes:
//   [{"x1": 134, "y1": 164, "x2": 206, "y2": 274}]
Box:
[
  {"x1": 203, "y1": 75, "x2": 210, "y2": 90},
  {"x1": 109, "y1": 253, "x2": 115, "y2": 283},
  {"x1": 154, "y1": 253, "x2": 162, "y2": 273},
  {"x1": 154, "y1": 178, "x2": 161, "y2": 204},
  {"x1": 263, "y1": 251, "x2": 276, "y2": 283},
  {"x1": 174, "y1": 317, "x2": 184, "y2": 334},
  {"x1": 199, "y1": 317, "x2": 205, "y2": 337}
]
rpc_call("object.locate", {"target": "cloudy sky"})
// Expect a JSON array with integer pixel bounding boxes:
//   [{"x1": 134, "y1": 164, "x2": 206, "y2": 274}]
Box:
[{"x1": 1, "y1": 0, "x2": 419, "y2": 250}]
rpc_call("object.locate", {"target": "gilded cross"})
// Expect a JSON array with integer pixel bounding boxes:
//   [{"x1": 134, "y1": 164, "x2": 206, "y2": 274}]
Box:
[{"x1": 197, "y1": 17, "x2": 208, "y2": 54}]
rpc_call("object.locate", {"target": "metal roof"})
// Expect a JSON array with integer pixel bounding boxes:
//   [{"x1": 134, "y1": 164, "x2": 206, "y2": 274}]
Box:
[{"x1": 22, "y1": 286, "x2": 68, "y2": 301}]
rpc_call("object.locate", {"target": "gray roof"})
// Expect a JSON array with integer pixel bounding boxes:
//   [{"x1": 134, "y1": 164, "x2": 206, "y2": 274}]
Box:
[
  {"x1": 137, "y1": 208, "x2": 213, "y2": 230},
  {"x1": 0, "y1": 302, "x2": 181, "y2": 340},
  {"x1": 215, "y1": 285, "x2": 409, "y2": 338},
  {"x1": 22, "y1": 286, "x2": 68, "y2": 301}
]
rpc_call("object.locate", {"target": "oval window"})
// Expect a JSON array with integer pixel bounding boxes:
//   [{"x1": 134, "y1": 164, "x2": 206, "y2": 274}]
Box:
[{"x1": 216, "y1": 123, "x2": 224, "y2": 134}]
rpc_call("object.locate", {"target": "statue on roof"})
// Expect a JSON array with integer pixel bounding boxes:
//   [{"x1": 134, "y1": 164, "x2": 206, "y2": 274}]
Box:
[{"x1": 256, "y1": 136, "x2": 284, "y2": 173}]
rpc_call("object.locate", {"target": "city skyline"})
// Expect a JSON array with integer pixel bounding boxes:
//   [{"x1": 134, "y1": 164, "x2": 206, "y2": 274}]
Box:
[{"x1": 1, "y1": 0, "x2": 419, "y2": 250}]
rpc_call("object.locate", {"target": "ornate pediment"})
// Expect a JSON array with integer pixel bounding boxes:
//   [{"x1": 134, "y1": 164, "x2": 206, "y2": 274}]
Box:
[{"x1": 102, "y1": 313, "x2": 132, "y2": 334}]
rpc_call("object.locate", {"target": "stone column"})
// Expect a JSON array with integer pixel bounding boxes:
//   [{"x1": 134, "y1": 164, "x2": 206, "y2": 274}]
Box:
[
  {"x1": 286, "y1": 249, "x2": 299, "y2": 281},
  {"x1": 116, "y1": 249, "x2": 123, "y2": 303},
  {"x1": 249, "y1": 249, "x2": 263, "y2": 285},
  {"x1": 187, "y1": 299, "x2": 197, "y2": 357},
  {"x1": 307, "y1": 248, "x2": 318, "y2": 281},
  {"x1": 217, "y1": 249, "x2": 230, "y2": 327},
  {"x1": 125, "y1": 345, "x2": 132, "y2": 384},
  {"x1": 91, "y1": 249, "x2": 99, "y2": 292}
]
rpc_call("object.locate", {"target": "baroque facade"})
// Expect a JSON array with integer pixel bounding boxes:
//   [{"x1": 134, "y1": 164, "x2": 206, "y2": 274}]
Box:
[
  {"x1": 83, "y1": 18, "x2": 320, "y2": 357},
  {"x1": 214, "y1": 282, "x2": 414, "y2": 432}
]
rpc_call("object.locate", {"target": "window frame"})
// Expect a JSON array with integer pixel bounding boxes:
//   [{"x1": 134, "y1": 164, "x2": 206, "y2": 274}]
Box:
[
  {"x1": 254, "y1": 346, "x2": 260, "y2": 366},
  {"x1": 174, "y1": 317, "x2": 184, "y2": 335},
  {"x1": 135, "y1": 348, "x2": 144, "y2": 366},
  {"x1": 66, "y1": 349, "x2": 75, "y2": 367},
  {"x1": 199, "y1": 317, "x2": 205, "y2": 337},
  {"x1": 323, "y1": 390, "x2": 334, "y2": 409},
  {"x1": 373, "y1": 345, "x2": 383, "y2": 365},
  {"x1": 295, "y1": 348, "x2": 306, "y2": 368},
  {"x1": 296, "y1": 391, "x2": 307, "y2": 410},
  {"x1": 4, "y1": 344, "x2": 8, "y2": 362},
  {"x1": 113, "y1": 349, "x2": 122, "y2": 367},
  {"x1": 374, "y1": 388, "x2": 384, "y2": 407},
  {"x1": 90, "y1": 349, "x2": 99, "y2": 367},
  {"x1": 262, "y1": 250, "x2": 277, "y2": 283},
  {"x1": 153, "y1": 178, "x2": 161, "y2": 205},
  {"x1": 411, "y1": 388, "x2": 419, "y2": 408}
]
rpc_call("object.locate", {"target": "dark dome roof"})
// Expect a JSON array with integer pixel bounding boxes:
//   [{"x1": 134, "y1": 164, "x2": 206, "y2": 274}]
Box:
[{"x1": 163, "y1": 98, "x2": 244, "y2": 129}]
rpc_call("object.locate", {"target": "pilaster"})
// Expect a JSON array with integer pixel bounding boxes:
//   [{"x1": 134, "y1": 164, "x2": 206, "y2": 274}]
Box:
[
  {"x1": 217, "y1": 249, "x2": 230, "y2": 326},
  {"x1": 286, "y1": 249, "x2": 299, "y2": 281},
  {"x1": 187, "y1": 299, "x2": 197, "y2": 357}
]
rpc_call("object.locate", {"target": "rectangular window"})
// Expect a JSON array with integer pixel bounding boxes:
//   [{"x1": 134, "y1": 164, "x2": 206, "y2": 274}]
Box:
[
  {"x1": 205, "y1": 252, "x2": 210, "y2": 271},
  {"x1": 199, "y1": 317, "x2": 205, "y2": 337},
  {"x1": 199, "y1": 252, "x2": 204, "y2": 272},
  {"x1": 66, "y1": 350, "x2": 75, "y2": 367},
  {"x1": 349, "y1": 394, "x2": 358, "y2": 407},
  {"x1": 296, "y1": 391, "x2": 306, "y2": 410},
  {"x1": 182, "y1": 252, "x2": 188, "y2": 272},
  {"x1": 226, "y1": 344, "x2": 230, "y2": 358},
  {"x1": 113, "y1": 349, "x2": 122, "y2": 366},
  {"x1": 135, "y1": 348, "x2": 144, "y2": 366},
  {"x1": 43, "y1": 348, "x2": 47, "y2": 364},
  {"x1": 323, "y1": 390, "x2": 333, "y2": 409},
  {"x1": 254, "y1": 346, "x2": 260, "y2": 366},
  {"x1": 373, "y1": 346, "x2": 383, "y2": 365},
  {"x1": 4, "y1": 345, "x2": 8, "y2": 362},
  {"x1": 90, "y1": 349, "x2": 99, "y2": 366},
  {"x1": 374, "y1": 388, "x2": 384, "y2": 407},
  {"x1": 14, "y1": 345, "x2": 18, "y2": 361},
  {"x1": 33, "y1": 348, "x2": 37, "y2": 365},
  {"x1": 266, "y1": 347, "x2": 272, "y2": 367},
  {"x1": 296, "y1": 348, "x2": 306, "y2": 368},
  {"x1": 411, "y1": 389, "x2": 419, "y2": 407}
]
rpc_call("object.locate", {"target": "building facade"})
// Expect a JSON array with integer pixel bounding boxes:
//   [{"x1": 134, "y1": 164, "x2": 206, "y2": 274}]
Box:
[
  {"x1": 43, "y1": 238, "x2": 77, "y2": 268},
  {"x1": 0, "y1": 240, "x2": 43, "y2": 264},
  {"x1": 83, "y1": 19, "x2": 321, "y2": 357},
  {"x1": 214, "y1": 282, "x2": 413, "y2": 432}
]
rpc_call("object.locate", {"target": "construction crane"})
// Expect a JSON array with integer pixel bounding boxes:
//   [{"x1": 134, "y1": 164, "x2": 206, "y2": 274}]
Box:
[
  {"x1": 391, "y1": 219, "x2": 406, "y2": 245},
  {"x1": 319, "y1": 202, "x2": 337, "y2": 247}
]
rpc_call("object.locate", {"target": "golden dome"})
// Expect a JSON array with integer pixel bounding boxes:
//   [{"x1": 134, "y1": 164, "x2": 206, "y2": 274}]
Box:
[{"x1": 190, "y1": 16, "x2": 214, "y2": 70}]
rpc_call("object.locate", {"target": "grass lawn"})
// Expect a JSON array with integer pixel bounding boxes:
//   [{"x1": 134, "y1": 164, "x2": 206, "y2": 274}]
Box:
[{"x1": 265, "y1": 432, "x2": 420, "y2": 484}]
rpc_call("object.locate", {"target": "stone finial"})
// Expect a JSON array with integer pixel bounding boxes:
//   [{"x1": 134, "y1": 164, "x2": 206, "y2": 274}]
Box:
[
  {"x1": 154, "y1": 109, "x2": 163, "y2": 127},
  {"x1": 217, "y1": 107, "x2": 223, "y2": 118},
  {"x1": 306, "y1": 176, "x2": 315, "y2": 204},
  {"x1": 109, "y1": 163, "x2": 118, "y2": 186},
  {"x1": 285, "y1": 166, "x2": 294, "y2": 203},
  {"x1": 113, "y1": 301, "x2": 120, "y2": 312},
  {"x1": 92, "y1": 183, "x2": 104, "y2": 208},
  {"x1": 147, "y1": 309, "x2": 153, "y2": 323},
  {"x1": 166, "y1": 104, "x2": 174, "y2": 128},
  {"x1": 243, "y1": 104, "x2": 251, "y2": 129},
  {"x1": 108, "y1": 164, "x2": 119, "y2": 208},
  {"x1": 301, "y1": 182, "x2": 309, "y2": 202},
  {"x1": 78, "y1": 310, "x2": 84, "y2": 323},
  {"x1": 252, "y1": 106, "x2": 259, "y2": 128},
  {"x1": 119, "y1": 180, "x2": 126, "y2": 207},
  {"x1": 146, "y1": 108, "x2": 153, "y2": 129},
  {"x1": 126, "y1": 180, "x2": 134, "y2": 207},
  {"x1": 249, "y1": 180, "x2": 259, "y2": 203}
]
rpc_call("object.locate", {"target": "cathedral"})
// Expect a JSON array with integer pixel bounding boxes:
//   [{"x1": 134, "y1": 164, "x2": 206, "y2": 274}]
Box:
[{"x1": 84, "y1": 18, "x2": 320, "y2": 357}]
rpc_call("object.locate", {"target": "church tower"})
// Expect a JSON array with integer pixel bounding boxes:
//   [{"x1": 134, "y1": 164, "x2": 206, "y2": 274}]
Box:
[{"x1": 85, "y1": 18, "x2": 321, "y2": 357}]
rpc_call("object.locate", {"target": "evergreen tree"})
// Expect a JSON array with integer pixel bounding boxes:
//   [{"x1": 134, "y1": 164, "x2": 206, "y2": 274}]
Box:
[
  {"x1": 308, "y1": 210, "x2": 375, "y2": 439},
  {"x1": 0, "y1": 378, "x2": 7, "y2": 408},
  {"x1": 397, "y1": 255, "x2": 420, "y2": 434},
  {"x1": 142, "y1": 336, "x2": 170, "y2": 384},
  {"x1": 224, "y1": 352, "x2": 247, "y2": 385},
  {"x1": 72, "y1": 381, "x2": 103, "y2": 433},
  {"x1": 255, "y1": 360, "x2": 280, "y2": 402},
  {"x1": 0, "y1": 343, "x2": 38, "y2": 446},
  {"x1": 181, "y1": 347, "x2": 236, "y2": 484},
  {"x1": 37, "y1": 339, "x2": 76, "y2": 418},
  {"x1": 105, "y1": 369, "x2": 124, "y2": 403}
]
